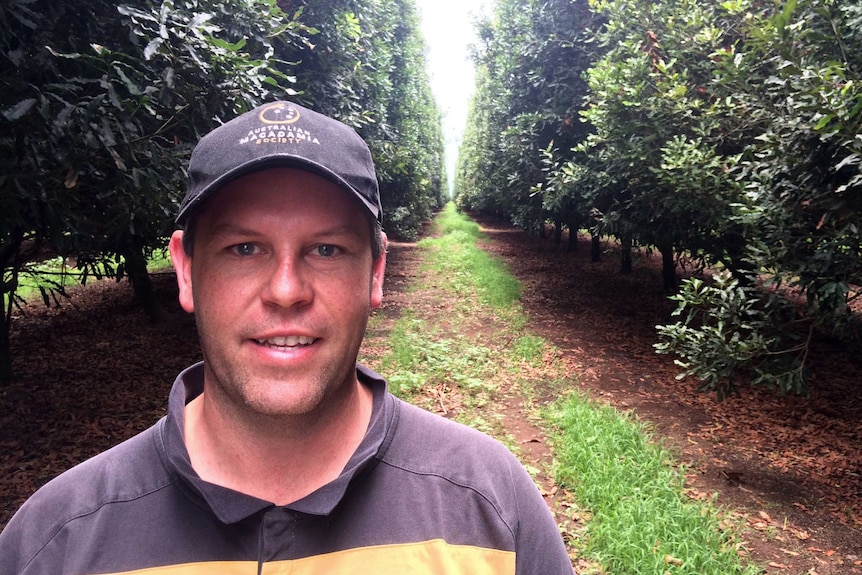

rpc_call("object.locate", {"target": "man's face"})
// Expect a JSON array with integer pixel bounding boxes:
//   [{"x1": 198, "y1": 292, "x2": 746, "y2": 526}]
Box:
[{"x1": 170, "y1": 168, "x2": 385, "y2": 420}]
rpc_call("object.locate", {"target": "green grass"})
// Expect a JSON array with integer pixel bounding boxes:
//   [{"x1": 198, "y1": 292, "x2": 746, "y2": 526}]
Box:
[
  {"x1": 544, "y1": 395, "x2": 759, "y2": 574},
  {"x1": 417, "y1": 203, "x2": 521, "y2": 311},
  {"x1": 147, "y1": 248, "x2": 173, "y2": 272},
  {"x1": 381, "y1": 312, "x2": 494, "y2": 403},
  {"x1": 433, "y1": 202, "x2": 483, "y2": 238},
  {"x1": 513, "y1": 333, "x2": 547, "y2": 364},
  {"x1": 13, "y1": 257, "x2": 76, "y2": 303},
  {"x1": 11, "y1": 247, "x2": 173, "y2": 304},
  {"x1": 368, "y1": 203, "x2": 761, "y2": 574}
]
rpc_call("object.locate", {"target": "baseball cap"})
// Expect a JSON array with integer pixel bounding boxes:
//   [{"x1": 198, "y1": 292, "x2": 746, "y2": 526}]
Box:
[{"x1": 176, "y1": 101, "x2": 381, "y2": 225}]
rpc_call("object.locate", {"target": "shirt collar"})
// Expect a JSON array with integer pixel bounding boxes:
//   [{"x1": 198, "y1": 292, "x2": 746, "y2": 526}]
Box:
[{"x1": 161, "y1": 362, "x2": 393, "y2": 523}]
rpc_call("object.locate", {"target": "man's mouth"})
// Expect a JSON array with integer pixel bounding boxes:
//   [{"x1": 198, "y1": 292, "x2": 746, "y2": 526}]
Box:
[{"x1": 255, "y1": 336, "x2": 317, "y2": 349}]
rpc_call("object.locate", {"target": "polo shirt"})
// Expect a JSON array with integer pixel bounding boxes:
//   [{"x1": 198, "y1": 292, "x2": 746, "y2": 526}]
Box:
[{"x1": 0, "y1": 363, "x2": 574, "y2": 574}]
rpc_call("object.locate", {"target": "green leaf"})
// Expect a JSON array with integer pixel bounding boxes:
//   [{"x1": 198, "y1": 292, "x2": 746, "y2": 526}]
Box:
[
  {"x1": 207, "y1": 36, "x2": 247, "y2": 52},
  {"x1": 3, "y1": 98, "x2": 37, "y2": 121},
  {"x1": 188, "y1": 12, "x2": 213, "y2": 28},
  {"x1": 158, "y1": 0, "x2": 170, "y2": 38},
  {"x1": 812, "y1": 114, "x2": 833, "y2": 131},
  {"x1": 162, "y1": 66, "x2": 175, "y2": 88},
  {"x1": 45, "y1": 45, "x2": 81, "y2": 58},
  {"x1": 117, "y1": 4, "x2": 156, "y2": 22},
  {"x1": 112, "y1": 65, "x2": 143, "y2": 96},
  {"x1": 144, "y1": 38, "x2": 163, "y2": 60},
  {"x1": 55, "y1": 104, "x2": 75, "y2": 128},
  {"x1": 835, "y1": 153, "x2": 859, "y2": 171},
  {"x1": 99, "y1": 118, "x2": 117, "y2": 147},
  {"x1": 775, "y1": 0, "x2": 798, "y2": 35}
]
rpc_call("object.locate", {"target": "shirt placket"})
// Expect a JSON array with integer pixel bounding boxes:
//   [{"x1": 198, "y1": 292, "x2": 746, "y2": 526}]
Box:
[{"x1": 258, "y1": 507, "x2": 299, "y2": 573}]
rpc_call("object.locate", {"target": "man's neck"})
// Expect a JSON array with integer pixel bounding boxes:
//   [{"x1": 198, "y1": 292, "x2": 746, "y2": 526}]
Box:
[{"x1": 183, "y1": 380, "x2": 374, "y2": 505}]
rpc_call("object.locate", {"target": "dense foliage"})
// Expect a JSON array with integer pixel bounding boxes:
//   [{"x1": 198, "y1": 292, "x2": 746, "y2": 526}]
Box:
[
  {"x1": 456, "y1": 0, "x2": 596, "y2": 239},
  {"x1": 456, "y1": 0, "x2": 861, "y2": 396},
  {"x1": 289, "y1": 0, "x2": 446, "y2": 238},
  {"x1": 0, "y1": 0, "x2": 445, "y2": 382}
]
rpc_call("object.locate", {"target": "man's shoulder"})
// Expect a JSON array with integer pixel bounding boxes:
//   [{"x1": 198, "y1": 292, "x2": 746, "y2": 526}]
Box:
[
  {"x1": 0, "y1": 420, "x2": 173, "y2": 565},
  {"x1": 383, "y1": 397, "x2": 526, "y2": 486},
  {"x1": 38, "y1": 421, "x2": 168, "y2": 500},
  {"x1": 377, "y1": 397, "x2": 575, "y2": 575},
  {"x1": 392, "y1": 398, "x2": 507, "y2": 447}
]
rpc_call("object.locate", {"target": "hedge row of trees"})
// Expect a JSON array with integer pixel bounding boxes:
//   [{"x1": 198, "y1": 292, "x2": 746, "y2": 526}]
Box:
[
  {"x1": 0, "y1": 0, "x2": 445, "y2": 383},
  {"x1": 455, "y1": 0, "x2": 861, "y2": 397}
]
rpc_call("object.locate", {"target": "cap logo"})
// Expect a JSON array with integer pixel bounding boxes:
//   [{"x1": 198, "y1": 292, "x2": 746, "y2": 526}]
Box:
[
  {"x1": 238, "y1": 102, "x2": 321, "y2": 147},
  {"x1": 180, "y1": 101, "x2": 381, "y2": 224},
  {"x1": 259, "y1": 102, "x2": 300, "y2": 124}
]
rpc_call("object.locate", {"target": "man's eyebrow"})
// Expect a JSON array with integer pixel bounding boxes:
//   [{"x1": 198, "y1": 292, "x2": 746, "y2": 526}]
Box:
[
  {"x1": 207, "y1": 222, "x2": 366, "y2": 239},
  {"x1": 312, "y1": 223, "x2": 367, "y2": 238},
  {"x1": 207, "y1": 223, "x2": 261, "y2": 238}
]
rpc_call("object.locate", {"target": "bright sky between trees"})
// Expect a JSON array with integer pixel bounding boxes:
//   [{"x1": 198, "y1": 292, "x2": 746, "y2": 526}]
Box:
[{"x1": 415, "y1": 0, "x2": 489, "y2": 195}]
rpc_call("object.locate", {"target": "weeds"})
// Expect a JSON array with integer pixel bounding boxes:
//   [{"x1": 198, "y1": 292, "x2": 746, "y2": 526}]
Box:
[
  {"x1": 381, "y1": 313, "x2": 494, "y2": 402},
  {"x1": 513, "y1": 334, "x2": 547, "y2": 364},
  {"x1": 418, "y1": 203, "x2": 521, "y2": 311}
]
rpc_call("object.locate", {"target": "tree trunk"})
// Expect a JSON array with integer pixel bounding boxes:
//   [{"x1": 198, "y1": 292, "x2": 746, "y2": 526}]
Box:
[
  {"x1": 122, "y1": 247, "x2": 165, "y2": 322},
  {"x1": 620, "y1": 234, "x2": 632, "y2": 274},
  {"x1": 720, "y1": 229, "x2": 755, "y2": 287},
  {"x1": 658, "y1": 241, "x2": 678, "y2": 292},
  {"x1": 554, "y1": 220, "x2": 562, "y2": 245},
  {"x1": 591, "y1": 233, "x2": 601, "y2": 262},
  {"x1": 0, "y1": 294, "x2": 13, "y2": 386},
  {"x1": 0, "y1": 236, "x2": 23, "y2": 386},
  {"x1": 567, "y1": 225, "x2": 578, "y2": 253}
]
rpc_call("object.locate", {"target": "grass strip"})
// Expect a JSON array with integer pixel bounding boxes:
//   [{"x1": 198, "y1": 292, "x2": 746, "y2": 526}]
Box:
[
  {"x1": 545, "y1": 395, "x2": 760, "y2": 574},
  {"x1": 417, "y1": 202, "x2": 521, "y2": 310},
  {"x1": 382, "y1": 312, "x2": 493, "y2": 401},
  {"x1": 369, "y1": 202, "x2": 759, "y2": 574}
]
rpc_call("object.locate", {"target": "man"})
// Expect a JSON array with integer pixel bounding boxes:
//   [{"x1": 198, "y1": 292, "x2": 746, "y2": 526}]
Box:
[{"x1": 0, "y1": 101, "x2": 575, "y2": 574}]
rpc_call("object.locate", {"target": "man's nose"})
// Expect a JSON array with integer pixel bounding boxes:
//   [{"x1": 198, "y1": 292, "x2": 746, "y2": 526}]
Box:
[{"x1": 260, "y1": 254, "x2": 313, "y2": 308}]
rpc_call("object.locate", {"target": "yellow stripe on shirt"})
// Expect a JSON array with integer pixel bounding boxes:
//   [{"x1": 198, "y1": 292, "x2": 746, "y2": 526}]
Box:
[{"x1": 101, "y1": 540, "x2": 515, "y2": 575}]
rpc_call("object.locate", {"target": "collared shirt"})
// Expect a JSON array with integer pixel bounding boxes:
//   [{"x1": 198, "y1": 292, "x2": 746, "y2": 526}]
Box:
[{"x1": 0, "y1": 363, "x2": 574, "y2": 574}]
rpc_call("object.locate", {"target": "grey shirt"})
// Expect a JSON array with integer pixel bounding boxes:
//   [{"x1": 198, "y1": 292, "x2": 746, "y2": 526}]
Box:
[{"x1": 0, "y1": 363, "x2": 574, "y2": 574}]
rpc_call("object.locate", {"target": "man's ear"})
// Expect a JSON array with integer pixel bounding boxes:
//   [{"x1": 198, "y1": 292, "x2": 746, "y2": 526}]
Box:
[
  {"x1": 370, "y1": 232, "x2": 387, "y2": 310},
  {"x1": 169, "y1": 230, "x2": 195, "y2": 313}
]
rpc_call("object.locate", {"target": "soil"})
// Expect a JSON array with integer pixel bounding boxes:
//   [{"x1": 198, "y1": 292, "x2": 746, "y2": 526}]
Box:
[
  {"x1": 472, "y1": 215, "x2": 862, "y2": 574},
  {"x1": 1, "y1": 215, "x2": 860, "y2": 574}
]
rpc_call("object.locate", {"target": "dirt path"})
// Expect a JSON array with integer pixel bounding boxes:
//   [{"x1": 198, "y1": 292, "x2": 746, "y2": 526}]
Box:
[
  {"x1": 470, "y1": 216, "x2": 861, "y2": 574},
  {"x1": 362, "y1": 223, "x2": 861, "y2": 574},
  {"x1": 2, "y1": 216, "x2": 860, "y2": 574}
]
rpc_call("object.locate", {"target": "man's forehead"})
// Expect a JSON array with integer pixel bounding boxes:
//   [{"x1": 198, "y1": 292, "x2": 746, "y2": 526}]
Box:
[{"x1": 197, "y1": 167, "x2": 366, "y2": 218}]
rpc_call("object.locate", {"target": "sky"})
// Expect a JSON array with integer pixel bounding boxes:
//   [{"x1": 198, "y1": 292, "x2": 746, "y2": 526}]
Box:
[{"x1": 414, "y1": 0, "x2": 490, "y2": 195}]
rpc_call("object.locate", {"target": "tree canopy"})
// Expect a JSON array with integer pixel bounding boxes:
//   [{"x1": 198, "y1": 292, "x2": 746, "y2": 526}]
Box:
[
  {"x1": 456, "y1": 0, "x2": 861, "y2": 396},
  {"x1": 0, "y1": 0, "x2": 445, "y2": 383}
]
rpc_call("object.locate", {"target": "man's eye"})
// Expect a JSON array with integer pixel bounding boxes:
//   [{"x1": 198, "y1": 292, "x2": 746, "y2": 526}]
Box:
[
  {"x1": 315, "y1": 245, "x2": 338, "y2": 257},
  {"x1": 233, "y1": 243, "x2": 257, "y2": 256}
]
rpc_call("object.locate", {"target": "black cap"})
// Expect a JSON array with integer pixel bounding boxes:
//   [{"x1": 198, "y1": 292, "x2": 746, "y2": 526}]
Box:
[{"x1": 177, "y1": 101, "x2": 381, "y2": 225}]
